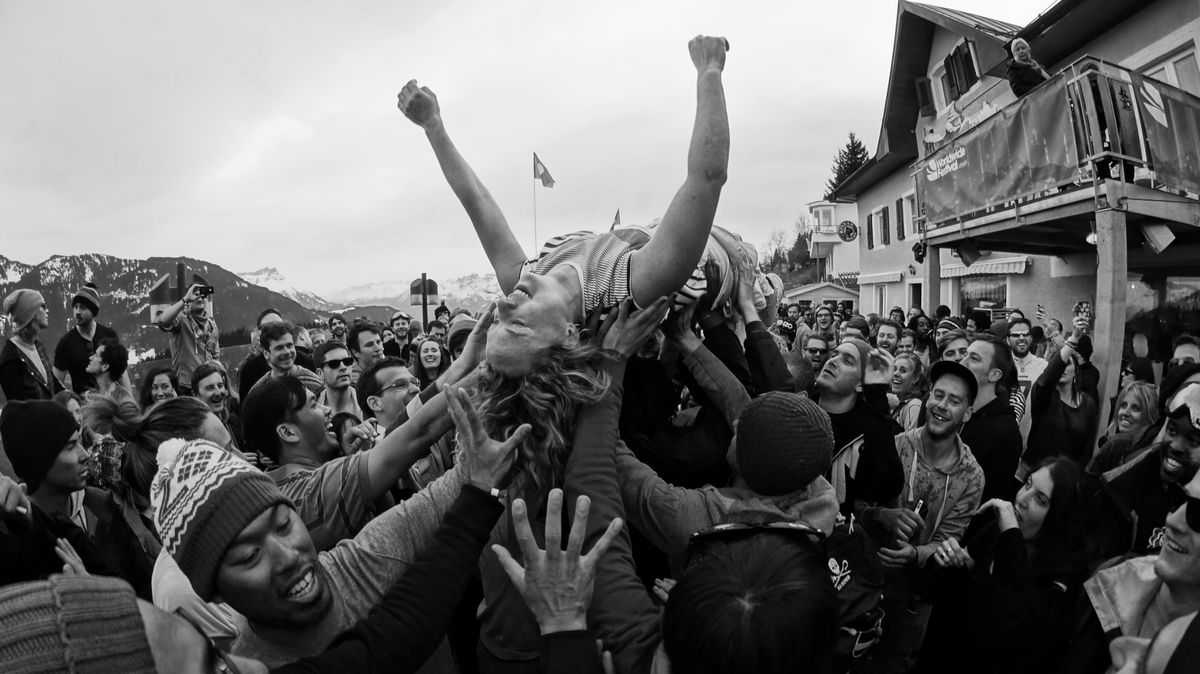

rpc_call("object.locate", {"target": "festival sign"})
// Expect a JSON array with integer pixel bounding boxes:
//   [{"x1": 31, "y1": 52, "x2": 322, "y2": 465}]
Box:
[
  {"x1": 919, "y1": 77, "x2": 1079, "y2": 225},
  {"x1": 1133, "y1": 74, "x2": 1200, "y2": 196}
]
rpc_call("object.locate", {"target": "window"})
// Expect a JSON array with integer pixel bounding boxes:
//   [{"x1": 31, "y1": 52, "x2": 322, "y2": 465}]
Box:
[
  {"x1": 879, "y1": 207, "x2": 890, "y2": 246},
  {"x1": 903, "y1": 192, "x2": 918, "y2": 235},
  {"x1": 813, "y1": 207, "x2": 833, "y2": 233},
  {"x1": 866, "y1": 212, "x2": 874, "y2": 250},
  {"x1": 1144, "y1": 46, "x2": 1200, "y2": 97},
  {"x1": 875, "y1": 285, "x2": 887, "y2": 314},
  {"x1": 895, "y1": 197, "x2": 906, "y2": 241},
  {"x1": 959, "y1": 275, "x2": 1008, "y2": 315},
  {"x1": 931, "y1": 40, "x2": 979, "y2": 110}
]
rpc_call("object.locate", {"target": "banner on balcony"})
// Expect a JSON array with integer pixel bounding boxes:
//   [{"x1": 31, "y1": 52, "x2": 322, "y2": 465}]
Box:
[
  {"x1": 1133, "y1": 75, "x2": 1200, "y2": 196},
  {"x1": 919, "y1": 78, "x2": 1078, "y2": 225}
]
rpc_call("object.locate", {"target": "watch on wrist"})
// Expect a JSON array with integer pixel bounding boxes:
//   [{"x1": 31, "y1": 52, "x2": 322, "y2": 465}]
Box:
[{"x1": 467, "y1": 479, "x2": 502, "y2": 499}]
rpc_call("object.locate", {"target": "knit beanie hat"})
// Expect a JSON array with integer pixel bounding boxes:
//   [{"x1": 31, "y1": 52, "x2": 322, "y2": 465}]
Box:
[
  {"x1": 71, "y1": 283, "x2": 101, "y2": 316},
  {"x1": 3, "y1": 289, "x2": 45, "y2": 330},
  {"x1": 0, "y1": 401, "x2": 79, "y2": 494},
  {"x1": 732, "y1": 392, "x2": 834, "y2": 496},
  {"x1": 151, "y1": 438, "x2": 291, "y2": 600},
  {"x1": 0, "y1": 575, "x2": 156, "y2": 673},
  {"x1": 447, "y1": 314, "x2": 478, "y2": 354},
  {"x1": 841, "y1": 336, "x2": 872, "y2": 378}
]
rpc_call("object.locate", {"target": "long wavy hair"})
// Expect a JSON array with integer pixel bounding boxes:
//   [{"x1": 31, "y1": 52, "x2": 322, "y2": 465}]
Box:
[
  {"x1": 473, "y1": 343, "x2": 610, "y2": 503},
  {"x1": 1104, "y1": 381, "x2": 1161, "y2": 440}
]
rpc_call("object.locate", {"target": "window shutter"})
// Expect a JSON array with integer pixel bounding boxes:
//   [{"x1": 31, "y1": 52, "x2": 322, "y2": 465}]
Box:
[
  {"x1": 896, "y1": 198, "x2": 906, "y2": 240},
  {"x1": 959, "y1": 42, "x2": 978, "y2": 91},
  {"x1": 867, "y1": 212, "x2": 874, "y2": 250},
  {"x1": 881, "y1": 208, "x2": 890, "y2": 245},
  {"x1": 944, "y1": 54, "x2": 960, "y2": 100},
  {"x1": 915, "y1": 77, "x2": 935, "y2": 117}
]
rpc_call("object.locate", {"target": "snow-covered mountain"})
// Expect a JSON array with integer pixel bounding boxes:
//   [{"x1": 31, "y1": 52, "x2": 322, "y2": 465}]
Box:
[
  {"x1": 327, "y1": 273, "x2": 501, "y2": 315},
  {"x1": 0, "y1": 254, "x2": 33, "y2": 284},
  {"x1": 238, "y1": 267, "x2": 336, "y2": 312}
]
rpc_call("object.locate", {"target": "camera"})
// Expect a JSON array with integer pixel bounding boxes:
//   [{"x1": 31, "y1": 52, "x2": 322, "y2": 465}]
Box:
[{"x1": 194, "y1": 284, "x2": 215, "y2": 298}]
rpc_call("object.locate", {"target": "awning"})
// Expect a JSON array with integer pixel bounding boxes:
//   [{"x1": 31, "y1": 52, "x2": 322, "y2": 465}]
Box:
[
  {"x1": 941, "y1": 256, "x2": 1030, "y2": 278},
  {"x1": 858, "y1": 271, "x2": 903, "y2": 284}
]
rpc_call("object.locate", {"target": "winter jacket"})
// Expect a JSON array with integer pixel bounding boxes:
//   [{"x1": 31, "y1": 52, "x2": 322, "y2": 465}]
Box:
[
  {"x1": 615, "y1": 440, "x2": 839, "y2": 573},
  {"x1": 827, "y1": 384, "x2": 904, "y2": 515},
  {"x1": 961, "y1": 396, "x2": 1023, "y2": 501},
  {"x1": 915, "y1": 520, "x2": 1082, "y2": 674},
  {"x1": 0, "y1": 338, "x2": 63, "y2": 401}
]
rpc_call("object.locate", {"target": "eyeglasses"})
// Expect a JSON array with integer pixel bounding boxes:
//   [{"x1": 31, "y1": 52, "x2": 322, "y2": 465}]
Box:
[
  {"x1": 805, "y1": 348, "x2": 825, "y2": 355},
  {"x1": 1008, "y1": 332, "x2": 1031, "y2": 339},
  {"x1": 173, "y1": 608, "x2": 244, "y2": 674},
  {"x1": 376, "y1": 377, "x2": 418, "y2": 396},
  {"x1": 322, "y1": 357, "x2": 355, "y2": 369},
  {"x1": 684, "y1": 521, "x2": 825, "y2": 571}
]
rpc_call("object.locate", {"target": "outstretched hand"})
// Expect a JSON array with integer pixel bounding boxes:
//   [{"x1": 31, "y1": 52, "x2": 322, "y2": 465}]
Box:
[
  {"x1": 447, "y1": 386, "x2": 528, "y2": 489},
  {"x1": 397, "y1": 79, "x2": 443, "y2": 130},
  {"x1": 688, "y1": 35, "x2": 729, "y2": 73},
  {"x1": 863, "y1": 348, "x2": 895, "y2": 387},
  {"x1": 447, "y1": 304, "x2": 495, "y2": 377},
  {"x1": 598, "y1": 297, "x2": 671, "y2": 358},
  {"x1": 56, "y1": 538, "x2": 89, "y2": 576},
  {"x1": 491, "y1": 488, "x2": 624, "y2": 635}
]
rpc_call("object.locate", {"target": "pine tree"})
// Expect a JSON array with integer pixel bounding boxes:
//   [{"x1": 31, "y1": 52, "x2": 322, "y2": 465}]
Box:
[{"x1": 824, "y1": 132, "x2": 870, "y2": 199}]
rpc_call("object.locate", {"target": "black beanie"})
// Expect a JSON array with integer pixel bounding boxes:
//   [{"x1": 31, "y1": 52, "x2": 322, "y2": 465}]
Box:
[
  {"x1": 0, "y1": 401, "x2": 79, "y2": 493},
  {"x1": 734, "y1": 392, "x2": 833, "y2": 496}
]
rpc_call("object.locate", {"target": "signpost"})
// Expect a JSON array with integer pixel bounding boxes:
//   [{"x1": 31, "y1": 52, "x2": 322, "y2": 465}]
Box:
[{"x1": 410, "y1": 275, "x2": 439, "y2": 328}]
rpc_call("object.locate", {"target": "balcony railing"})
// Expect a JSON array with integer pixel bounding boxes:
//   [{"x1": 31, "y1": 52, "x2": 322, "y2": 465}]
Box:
[{"x1": 916, "y1": 56, "x2": 1200, "y2": 228}]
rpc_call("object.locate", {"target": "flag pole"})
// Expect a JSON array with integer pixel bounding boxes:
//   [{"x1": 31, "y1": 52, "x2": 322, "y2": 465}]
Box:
[{"x1": 532, "y1": 176, "x2": 538, "y2": 253}]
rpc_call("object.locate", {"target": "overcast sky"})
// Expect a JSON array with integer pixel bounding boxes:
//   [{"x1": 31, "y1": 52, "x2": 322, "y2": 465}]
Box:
[{"x1": 0, "y1": 0, "x2": 1051, "y2": 295}]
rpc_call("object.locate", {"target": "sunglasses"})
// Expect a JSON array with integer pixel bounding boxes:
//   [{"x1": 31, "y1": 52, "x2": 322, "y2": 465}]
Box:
[
  {"x1": 805, "y1": 348, "x2": 825, "y2": 355},
  {"x1": 322, "y1": 357, "x2": 355, "y2": 369},
  {"x1": 685, "y1": 521, "x2": 825, "y2": 571},
  {"x1": 1166, "y1": 482, "x2": 1200, "y2": 532},
  {"x1": 173, "y1": 608, "x2": 244, "y2": 674}
]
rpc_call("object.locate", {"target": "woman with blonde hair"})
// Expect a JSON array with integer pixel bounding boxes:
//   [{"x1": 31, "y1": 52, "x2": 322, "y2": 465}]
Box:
[{"x1": 891, "y1": 352, "x2": 928, "y2": 431}]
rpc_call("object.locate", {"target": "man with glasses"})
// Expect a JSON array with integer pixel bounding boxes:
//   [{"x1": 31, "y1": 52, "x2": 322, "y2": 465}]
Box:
[
  {"x1": 1007, "y1": 317, "x2": 1047, "y2": 425},
  {"x1": 314, "y1": 340, "x2": 362, "y2": 418},
  {"x1": 1166, "y1": 334, "x2": 1200, "y2": 380},
  {"x1": 357, "y1": 357, "x2": 423, "y2": 433},
  {"x1": 241, "y1": 370, "x2": 463, "y2": 552},
  {"x1": 803, "y1": 335, "x2": 830, "y2": 370},
  {"x1": 1064, "y1": 455, "x2": 1200, "y2": 674}
]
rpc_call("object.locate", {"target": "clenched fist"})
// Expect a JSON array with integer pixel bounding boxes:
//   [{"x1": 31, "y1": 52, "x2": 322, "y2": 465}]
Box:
[
  {"x1": 688, "y1": 35, "x2": 729, "y2": 73},
  {"x1": 397, "y1": 79, "x2": 443, "y2": 130}
]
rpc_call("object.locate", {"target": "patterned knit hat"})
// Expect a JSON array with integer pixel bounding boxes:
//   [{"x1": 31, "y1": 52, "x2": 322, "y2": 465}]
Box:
[
  {"x1": 0, "y1": 575, "x2": 156, "y2": 673},
  {"x1": 3, "y1": 289, "x2": 45, "y2": 330},
  {"x1": 150, "y1": 438, "x2": 290, "y2": 600},
  {"x1": 71, "y1": 283, "x2": 101, "y2": 316},
  {"x1": 732, "y1": 392, "x2": 834, "y2": 496}
]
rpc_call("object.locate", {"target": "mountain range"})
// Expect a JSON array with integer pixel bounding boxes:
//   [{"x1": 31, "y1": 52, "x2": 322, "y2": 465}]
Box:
[{"x1": 0, "y1": 254, "x2": 499, "y2": 360}]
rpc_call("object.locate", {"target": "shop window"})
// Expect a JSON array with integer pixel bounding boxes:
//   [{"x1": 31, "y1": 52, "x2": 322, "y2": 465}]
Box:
[{"x1": 959, "y1": 274, "x2": 1007, "y2": 315}]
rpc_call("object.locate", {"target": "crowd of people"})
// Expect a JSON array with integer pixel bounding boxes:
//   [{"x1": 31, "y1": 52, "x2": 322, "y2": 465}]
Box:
[{"x1": 1, "y1": 35, "x2": 1199, "y2": 674}]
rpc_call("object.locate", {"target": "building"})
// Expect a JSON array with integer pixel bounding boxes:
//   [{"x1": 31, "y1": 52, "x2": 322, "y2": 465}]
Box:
[
  {"x1": 831, "y1": 0, "x2": 1200, "y2": 425},
  {"x1": 807, "y1": 199, "x2": 862, "y2": 285}
]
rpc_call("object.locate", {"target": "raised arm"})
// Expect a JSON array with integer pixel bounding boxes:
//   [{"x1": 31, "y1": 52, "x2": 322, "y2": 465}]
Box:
[
  {"x1": 629, "y1": 36, "x2": 730, "y2": 304},
  {"x1": 398, "y1": 81, "x2": 527, "y2": 293}
]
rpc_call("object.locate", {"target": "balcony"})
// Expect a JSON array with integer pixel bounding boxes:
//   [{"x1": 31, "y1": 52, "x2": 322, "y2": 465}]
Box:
[{"x1": 915, "y1": 56, "x2": 1200, "y2": 273}]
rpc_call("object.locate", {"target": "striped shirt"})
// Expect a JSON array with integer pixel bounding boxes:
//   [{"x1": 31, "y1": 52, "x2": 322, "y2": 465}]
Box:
[{"x1": 525, "y1": 227, "x2": 708, "y2": 317}]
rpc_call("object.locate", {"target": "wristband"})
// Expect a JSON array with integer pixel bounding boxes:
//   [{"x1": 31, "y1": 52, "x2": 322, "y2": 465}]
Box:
[{"x1": 467, "y1": 480, "x2": 502, "y2": 500}]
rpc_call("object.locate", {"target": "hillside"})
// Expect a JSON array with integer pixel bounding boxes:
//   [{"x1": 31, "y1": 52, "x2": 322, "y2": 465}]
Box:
[{"x1": 0, "y1": 254, "x2": 321, "y2": 358}]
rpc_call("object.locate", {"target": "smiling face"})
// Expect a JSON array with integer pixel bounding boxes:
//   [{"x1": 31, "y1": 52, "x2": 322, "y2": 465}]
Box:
[
  {"x1": 85, "y1": 344, "x2": 106, "y2": 376},
  {"x1": 1160, "y1": 414, "x2": 1200, "y2": 484},
  {"x1": 195, "y1": 371, "x2": 228, "y2": 412},
  {"x1": 891, "y1": 358, "x2": 918, "y2": 397},
  {"x1": 391, "y1": 317, "x2": 410, "y2": 339},
  {"x1": 1008, "y1": 323, "x2": 1032, "y2": 357},
  {"x1": 215, "y1": 504, "x2": 332, "y2": 630},
  {"x1": 368, "y1": 366, "x2": 422, "y2": 425},
  {"x1": 1116, "y1": 391, "x2": 1149, "y2": 434},
  {"x1": 803, "y1": 337, "x2": 828, "y2": 368},
  {"x1": 1015, "y1": 467, "x2": 1054, "y2": 541},
  {"x1": 41, "y1": 430, "x2": 90, "y2": 493},
  {"x1": 151, "y1": 373, "x2": 177, "y2": 403},
  {"x1": 419, "y1": 340, "x2": 442, "y2": 370},
  {"x1": 486, "y1": 271, "x2": 578, "y2": 375},
  {"x1": 876, "y1": 325, "x2": 900, "y2": 353},
  {"x1": 925, "y1": 374, "x2": 972, "y2": 440},
  {"x1": 815, "y1": 308, "x2": 833, "y2": 330},
  {"x1": 916, "y1": 316, "x2": 931, "y2": 333},
  {"x1": 266, "y1": 333, "x2": 296, "y2": 373},
  {"x1": 897, "y1": 335, "x2": 915, "y2": 355},
  {"x1": 288, "y1": 388, "x2": 338, "y2": 456},
  {"x1": 1154, "y1": 469, "x2": 1200, "y2": 588}
]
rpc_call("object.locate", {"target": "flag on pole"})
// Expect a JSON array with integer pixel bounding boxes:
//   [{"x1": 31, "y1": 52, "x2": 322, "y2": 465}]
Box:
[
  {"x1": 533, "y1": 153, "x2": 555, "y2": 188},
  {"x1": 611, "y1": 209, "x2": 621, "y2": 230}
]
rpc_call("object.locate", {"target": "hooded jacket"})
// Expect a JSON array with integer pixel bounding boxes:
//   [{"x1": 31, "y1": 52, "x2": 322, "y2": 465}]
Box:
[
  {"x1": 892, "y1": 428, "x2": 985, "y2": 566},
  {"x1": 615, "y1": 440, "x2": 839, "y2": 574}
]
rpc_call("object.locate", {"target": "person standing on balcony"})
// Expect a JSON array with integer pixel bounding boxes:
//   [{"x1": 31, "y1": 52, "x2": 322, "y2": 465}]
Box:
[{"x1": 1007, "y1": 38, "x2": 1051, "y2": 97}]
